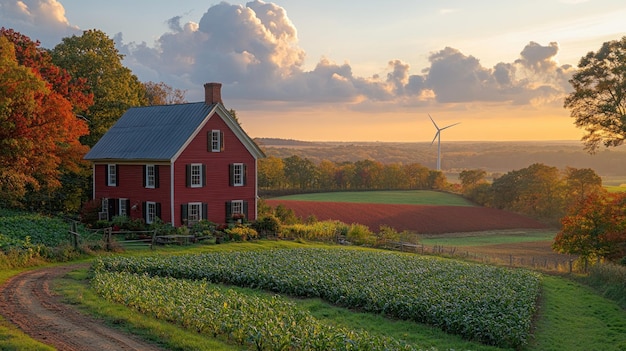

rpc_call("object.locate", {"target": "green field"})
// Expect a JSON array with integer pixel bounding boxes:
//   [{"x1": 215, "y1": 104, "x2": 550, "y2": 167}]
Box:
[
  {"x1": 420, "y1": 230, "x2": 556, "y2": 247},
  {"x1": 272, "y1": 190, "x2": 475, "y2": 206}
]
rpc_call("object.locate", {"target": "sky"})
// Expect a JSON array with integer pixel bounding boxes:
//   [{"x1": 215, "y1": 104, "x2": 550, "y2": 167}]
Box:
[{"x1": 1, "y1": 0, "x2": 626, "y2": 143}]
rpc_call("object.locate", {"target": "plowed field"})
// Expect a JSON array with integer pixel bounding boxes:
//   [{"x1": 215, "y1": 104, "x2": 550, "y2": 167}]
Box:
[{"x1": 265, "y1": 200, "x2": 547, "y2": 233}]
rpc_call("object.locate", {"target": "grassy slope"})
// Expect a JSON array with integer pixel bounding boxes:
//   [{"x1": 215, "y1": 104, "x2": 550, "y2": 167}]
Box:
[
  {"x1": 3, "y1": 242, "x2": 625, "y2": 351},
  {"x1": 272, "y1": 190, "x2": 475, "y2": 206}
]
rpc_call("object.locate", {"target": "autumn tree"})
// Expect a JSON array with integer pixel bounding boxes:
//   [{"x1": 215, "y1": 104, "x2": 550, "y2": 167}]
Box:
[
  {"x1": 563, "y1": 167, "x2": 604, "y2": 207},
  {"x1": 564, "y1": 36, "x2": 626, "y2": 152},
  {"x1": 283, "y1": 155, "x2": 317, "y2": 189},
  {"x1": 258, "y1": 156, "x2": 286, "y2": 189},
  {"x1": 143, "y1": 81, "x2": 187, "y2": 105},
  {"x1": 0, "y1": 36, "x2": 89, "y2": 207},
  {"x1": 51, "y1": 29, "x2": 147, "y2": 147},
  {"x1": 492, "y1": 163, "x2": 565, "y2": 221},
  {"x1": 554, "y1": 192, "x2": 626, "y2": 262},
  {"x1": 459, "y1": 169, "x2": 487, "y2": 195}
]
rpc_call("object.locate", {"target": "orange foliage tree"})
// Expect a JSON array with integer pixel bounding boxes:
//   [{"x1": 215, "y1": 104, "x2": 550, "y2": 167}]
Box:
[
  {"x1": 0, "y1": 31, "x2": 90, "y2": 208},
  {"x1": 553, "y1": 192, "x2": 626, "y2": 262}
]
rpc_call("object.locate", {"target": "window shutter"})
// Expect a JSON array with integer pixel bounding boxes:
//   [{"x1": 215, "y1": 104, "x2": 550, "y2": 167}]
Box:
[
  {"x1": 143, "y1": 165, "x2": 147, "y2": 187},
  {"x1": 115, "y1": 165, "x2": 119, "y2": 186},
  {"x1": 111, "y1": 198, "x2": 118, "y2": 216},
  {"x1": 225, "y1": 201, "x2": 232, "y2": 220},
  {"x1": 104, "y1": 165, "x2": 109, "y2": 186},
  {"x1": 243, "y1": 164, "x2": 247, "y2": 185},
  {"x1": 154, "y1": 165, "x2": 160, "y2": 188},
  {"x1": 142, "y1": 201, "x2": 147, "y2": 222},
  {"x1": 243, "y1": 201, "x2": 249, "y2": 217},
  {"x1": 220, "y1": 131, "x2": 224, "y2": 151},
  {"x1": 202, "y1": 164, "x2": 207, "y2": 187},
  {"x1": 181, "y1": 204, "x2": 188, "y2": 224},
  {"x1": 207, "y1": 131, "x2": 211, "y2": 151},
  {"x1": 229, "y1": 164, "x2": 234, "y2": 186},
  {"x1": 125, "y1": 199, "x2": 131, "y2": 214},
  {"x1": 156, "y1": 203, "x2": 162, "y2": 220},
  {"x1": 202, "y1": 203, "x2": 208, "y2": 220},
  {"x1": 186, "y1": 164, "x2": 191, "y2": 187}
]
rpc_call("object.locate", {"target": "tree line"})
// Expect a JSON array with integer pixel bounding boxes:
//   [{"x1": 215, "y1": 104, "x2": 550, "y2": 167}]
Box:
[
  {"x1": 259, "y1": 156, "x2": 446, "y2": 193},
  {"x1": 0, "y1": 28, "x2": 186, "y2": 212}
]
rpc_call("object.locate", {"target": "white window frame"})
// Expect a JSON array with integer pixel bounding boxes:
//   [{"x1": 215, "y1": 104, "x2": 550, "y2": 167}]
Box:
[
  {"x1": 190, "y1": 163, "x2": 202, "y2": 188},
  {"x1": 107, "y1": 164, "x2": 117, "y2": 186},
  {"x1": 231, "y1": 200, "x2": 244, "y2": 215},
  {"x1": 211, "y1": 130, "x2": 221, "y2": 152},
  {"x1": 100, "y1": 198, "x2": 109, "y2": 220},
  {"x1": 146, "y1": 201, "x2": 157, "y2": 224},
  {"x1": 118, "y1": 198, "x2": 128, "y2": 217},
  {"x1": 188, "y1": 202, "x2": 202, "y2": 224},
  {"x1": 233, "y1": 163, "x2": 244, "y2": 186},
  {"x1": 145, "y1": 164, "x2": 155, "y2": 188}
]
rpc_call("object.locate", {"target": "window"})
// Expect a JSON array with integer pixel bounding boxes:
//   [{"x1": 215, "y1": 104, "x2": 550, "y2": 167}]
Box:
[
  {"x1": 188, "y1": 202, "x2": 202, "y2": 223},
  {"x1": 210, "y1": 130, "x2": 223, "y2": 152},
  {"x1": 145, "y1": 165, "x2": 157, "y2": 188},
  {"x1": 118, "y1": 198, "x2": 128, "y2": 217},
  {"x1": 226, "y1": 200, "x2": 248, "y2": 222},
  {"x1": 231, "y1": 200, "x2": 243, "y2": 215},
  {"x1": 186, "y1": 164, "x2": 205, "y2": 188},
  {"x1": 230, "y1": 163, "x2": 246, "y2": 186},
  {"x1": 106, "y1": 164, "x2": 117, "y2": 186},
  {"x1": 100, "y1": 198, "x2": 109, "y2": 220},
  {"x1": 181, "y1": 203, "x2": 207, "y2": 226},
  {"x1": 145, "y1": 201, "x2": 157, "y2": 224}
]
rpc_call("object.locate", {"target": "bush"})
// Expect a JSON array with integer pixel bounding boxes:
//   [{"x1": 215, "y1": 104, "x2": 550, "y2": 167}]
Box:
[
  {"x1": 346, "y1": 223, "x2": 375, "y2": 246},
  {"x1": 225, "y1": 225, "x2": 258, "y2": 241},
  {"x1": 188, "y1": 220, "x2": 217, "y2": 238},
  {"x1": 282, "y1": 220, "x2": 348, "y2": 242},
  {"x1": 252, "y1": 215, "x2": 281, "y2": 238}
]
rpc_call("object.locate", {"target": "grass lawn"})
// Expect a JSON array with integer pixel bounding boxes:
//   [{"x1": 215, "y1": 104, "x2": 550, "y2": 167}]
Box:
[
  {"x1": 271, "y1": 190, "x2": 475, "y2": 206},
  {"x1": 419, "y1": 230, "x2": 556, "y2": 247},
  {"x1": 1, "y1": 242, "x2": 621, "y2": 351}
]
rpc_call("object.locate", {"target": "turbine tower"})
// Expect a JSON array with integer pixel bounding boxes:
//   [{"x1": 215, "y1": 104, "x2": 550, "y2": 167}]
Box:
[{"x1": 429, "y1": 114, "x2": 460, "y2": 171}]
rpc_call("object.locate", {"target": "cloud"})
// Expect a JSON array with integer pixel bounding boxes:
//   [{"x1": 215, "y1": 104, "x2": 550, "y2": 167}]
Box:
[
  {"x1": 0, "y1": 0, "x2": 79, "y2": 47},
  {"x1": 0, "y1": 0, "x2": 576, "y2": 111}
]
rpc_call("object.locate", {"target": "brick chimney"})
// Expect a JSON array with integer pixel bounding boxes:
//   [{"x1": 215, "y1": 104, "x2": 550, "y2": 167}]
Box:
[{"x1": 204, "y1": 82, "x2": 222, "y2": 105}]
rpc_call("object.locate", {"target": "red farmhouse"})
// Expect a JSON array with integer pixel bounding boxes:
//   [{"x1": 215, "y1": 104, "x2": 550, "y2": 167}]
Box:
[{"x1": 84, "y1": 83, "x2": 265, "y2": 227}]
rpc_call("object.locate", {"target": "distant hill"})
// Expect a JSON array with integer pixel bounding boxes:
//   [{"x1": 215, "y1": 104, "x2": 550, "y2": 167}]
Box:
[{"x1": 255, "y1": 138, "x2": 626, "y2": 182}]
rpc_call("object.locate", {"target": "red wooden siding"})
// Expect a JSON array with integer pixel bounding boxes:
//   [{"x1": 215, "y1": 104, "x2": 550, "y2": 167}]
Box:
[
  {"x1": 93, "y1": 163, "x2": 172, "y2": 223},
  {"x1": 173, "y1": 113, "x2": 257, "y2": 226}
]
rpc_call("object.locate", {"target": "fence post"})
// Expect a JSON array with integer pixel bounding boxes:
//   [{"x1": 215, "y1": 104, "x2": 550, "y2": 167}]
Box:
[
  {"x1": 151, "y1": 229, "x2": 157, "y2": 250},
  {"x1": 105, "y1": 227, "x2": 112, "y2": 251}
]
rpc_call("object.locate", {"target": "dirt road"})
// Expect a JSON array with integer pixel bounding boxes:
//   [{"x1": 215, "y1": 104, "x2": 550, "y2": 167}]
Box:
[{"x1": 0, "y1": 264, "x2": 165, "y2": 351}]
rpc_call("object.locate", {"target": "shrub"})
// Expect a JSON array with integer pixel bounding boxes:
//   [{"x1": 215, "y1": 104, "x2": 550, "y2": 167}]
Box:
[
  {"x1": 252, "y1": 215, "x2": 281, "y2": 238},
  {"x1": 346, "y1": 223, "x2": 375, "y2": 246},
  {"x1": 225, "y1": 225, "x2": 258, "y2": 241},
  {"x1": 188, "y1": 220, "x2": 217, "y2": 238}
]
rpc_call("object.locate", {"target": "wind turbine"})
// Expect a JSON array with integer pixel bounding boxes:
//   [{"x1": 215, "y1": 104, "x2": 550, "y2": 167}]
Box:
[{"x1": 429, "y1": 114, "x2": 460, "y2": 171}]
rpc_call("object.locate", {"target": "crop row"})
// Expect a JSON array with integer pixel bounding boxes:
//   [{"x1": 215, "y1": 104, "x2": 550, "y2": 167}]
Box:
[
  {"x1": 0, "y1": 208, "x2": 71, "y2": 249},
  {"x1": 92, "y1": 270, "x2": 424, "y2": 351},
  {"x1": 95, "y1": 248, "x2": 541, "y2": 348}
]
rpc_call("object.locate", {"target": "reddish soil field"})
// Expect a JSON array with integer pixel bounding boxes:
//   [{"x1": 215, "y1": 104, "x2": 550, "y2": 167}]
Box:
[{"x1": 265, "y1": 200, "x2": 548, "y2": 234}]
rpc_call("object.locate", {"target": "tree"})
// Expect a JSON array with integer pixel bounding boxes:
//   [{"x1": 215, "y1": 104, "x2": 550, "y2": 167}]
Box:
[
  {"x1": 492, "y1": 163, "x2": 565, "y2": 221},
  {"x1": 0, "y1": 36, "x2": 89, "y2": 207},
  {"x1": 143, "y1": 81, "x2": 187, "y2": 105},
  {"x1": 459, "y1": 169, "x2": 487, "y2": 195},
  {"x1": 563, "y1": 167, "x2": 604, "y2": 207},
  {"x1": 554, "y1": 192, "x2": 626, "y2": 262},
  {"x1": 564, "y1": 36, "x2": 626, "y2": 152},
  {"x1": 283, "y1": 155, "x2": 317, "y2": 189},
  {"x1": 51, "y1": 29, "x2": 147, "y2": 147},
  {"x1": 1, "y1": 28, "x2": 94, "y2": 212},
  {"x1": 258, "y1": 156, "x2": 285, "y2": 189}
]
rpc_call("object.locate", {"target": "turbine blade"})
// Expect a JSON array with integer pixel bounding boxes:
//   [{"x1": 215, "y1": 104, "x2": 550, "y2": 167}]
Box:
[
  {"x1": 428, "y1": 114, "x2": 440, "y2": 130},
  {"x1": 431, "y1": 131, "x2": 439, "y2": 145},
  {"x1": 440, "y1": 122, "x2": 461, "y2": 131}
]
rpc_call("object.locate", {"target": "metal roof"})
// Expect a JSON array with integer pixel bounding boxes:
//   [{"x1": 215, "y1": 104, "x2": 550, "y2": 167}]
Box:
[{"x1": 84, "y1": 102, "x2": 215, "y2": 161}]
